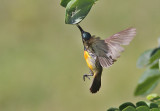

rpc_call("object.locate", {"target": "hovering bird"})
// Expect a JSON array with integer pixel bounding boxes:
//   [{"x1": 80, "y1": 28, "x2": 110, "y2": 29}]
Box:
[{"x1": 76, "y1": 24, "x2": 136, "y2": 93}]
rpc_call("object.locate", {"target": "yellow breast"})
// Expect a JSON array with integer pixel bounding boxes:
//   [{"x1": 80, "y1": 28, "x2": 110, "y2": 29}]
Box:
[{"x1": 84, "y1": 51, "x2": 93, "y2": 70}]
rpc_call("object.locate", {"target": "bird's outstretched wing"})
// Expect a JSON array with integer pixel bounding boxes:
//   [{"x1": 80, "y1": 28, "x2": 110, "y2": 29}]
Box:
[{"x1": 91, "y1": 27, "x2": 136, "y2": 68}]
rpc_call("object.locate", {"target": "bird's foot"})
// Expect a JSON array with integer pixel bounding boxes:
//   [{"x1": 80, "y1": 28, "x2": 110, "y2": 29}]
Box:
[{"x1": 83, "y1": 74, "x2": 93, "y2": 81}]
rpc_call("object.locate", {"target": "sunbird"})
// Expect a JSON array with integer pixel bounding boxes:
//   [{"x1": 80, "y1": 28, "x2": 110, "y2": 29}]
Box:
[{"x1": 76, "y1": 24, "x2": 136, "y2": 93}]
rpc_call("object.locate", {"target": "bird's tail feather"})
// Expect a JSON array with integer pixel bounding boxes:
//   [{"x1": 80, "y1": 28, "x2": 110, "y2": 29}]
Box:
[{"x1": 90, "y1": 74, "x2": 101, "y2": 93}]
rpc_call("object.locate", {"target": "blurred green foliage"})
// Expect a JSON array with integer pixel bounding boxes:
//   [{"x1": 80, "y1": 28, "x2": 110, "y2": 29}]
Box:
[
  {"x1": 1, "y1": 0, "x2": 160, "y2": 111},
  {"x1": 107, "y1": 94, "x2": 160, "y2": 111},
  {"x1": 135, "y1": 41, "x2": 160, "y2": 96},
  {"x1": 134, "y1": 69, "x2": 160, "y2": 96}
]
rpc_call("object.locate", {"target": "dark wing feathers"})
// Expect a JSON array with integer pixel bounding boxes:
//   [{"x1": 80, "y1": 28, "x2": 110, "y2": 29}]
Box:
[
  {"x1": 91, "y1": 38, "x2": 115, "y2": 68},
  {"x1": 92, "y1": 27, "x2": 136, "y2": 68}
]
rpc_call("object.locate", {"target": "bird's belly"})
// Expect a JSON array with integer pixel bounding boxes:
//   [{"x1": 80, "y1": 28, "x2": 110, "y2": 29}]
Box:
[{"x1": 84, "y1": 51, "x2": 96, "y2": 70}]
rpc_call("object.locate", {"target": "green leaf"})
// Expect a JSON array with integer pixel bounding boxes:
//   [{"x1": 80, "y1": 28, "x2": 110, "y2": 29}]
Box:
[
  {"x1": 60, "y1": 0, "x2": 72, "y2": 7},
  {"x1": 65, "y1": 0, "x2": 96, "y2": 24},
  {"x1": 119, "y1": 102, "x2": 135, "y2": 110},
  {"x1": 154, "y1": 101, "x2": 160, "y2": 106},
  {"x1": 134, "y1": 69, "x2": 160, "y2": 96},
  {"x1": 136, "y1": 106, "x2": 149, "y2": 111},
  {"x1": 150, "y1": 62, "x2": 159, "y2": 69},
  {"x1": 148, "y1": 48, "x2": 160, "y2": 69},
  {"x1": 137, "y1": 49, "x2": 153, "y2": 68},
  {"x1": 147, "y1": 93, "x2": 159, "y2": 101},
  {"x1": 149, "y1": 50, "x2": 160, "y2": 65},
  {"x1": 150, "y1": 108, "x2": 160, "y2": 111},
  {"x1": 159, "y1": 59, "x2": 160, "y2": 71},
  {"x1": 150, "y1": 103, "x2": 159, "y2": 109},
  {"x1": 122, "y1": 106, "x2": 136, "y2": 111},
  {"x1": 150, "y1": 47, "x2": 160, "y2": 57},
  {"x1": 136, "y1": 101, "x2": 148, "y2": 107},
  {"x1": 107, "y1": 108, "x2": 119, "y2": 111}
]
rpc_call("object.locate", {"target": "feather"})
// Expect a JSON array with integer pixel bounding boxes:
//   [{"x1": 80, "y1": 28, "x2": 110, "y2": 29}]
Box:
[{"x1": 91, "y1": 27, "x2": 136, "y2": 68}]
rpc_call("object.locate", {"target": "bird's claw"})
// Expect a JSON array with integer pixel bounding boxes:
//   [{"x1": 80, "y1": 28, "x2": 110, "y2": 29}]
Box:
[{"x1": 83, "y1": 74, "x2": 91, "y2": 81}]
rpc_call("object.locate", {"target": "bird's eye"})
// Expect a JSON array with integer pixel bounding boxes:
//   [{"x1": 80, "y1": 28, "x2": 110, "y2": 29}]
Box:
[{"x1": 82, "y1": 32, "x2": 91, "y2": 41}]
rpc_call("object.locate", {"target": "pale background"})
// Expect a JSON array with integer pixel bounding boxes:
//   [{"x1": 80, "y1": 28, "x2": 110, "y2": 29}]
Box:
[{"x1": 0, "y1": 0, "x2": 160, "y2": 111}]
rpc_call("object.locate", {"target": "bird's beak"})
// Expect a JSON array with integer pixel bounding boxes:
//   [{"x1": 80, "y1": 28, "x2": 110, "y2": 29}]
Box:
[{"x1": 76, "y1": 24, "x2": 84, "y2": 36}]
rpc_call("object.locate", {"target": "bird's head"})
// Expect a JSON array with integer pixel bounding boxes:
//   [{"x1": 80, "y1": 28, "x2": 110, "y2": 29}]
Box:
[{"x1": 76, "y1": 24, "x2": 91, "y2": 42}]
